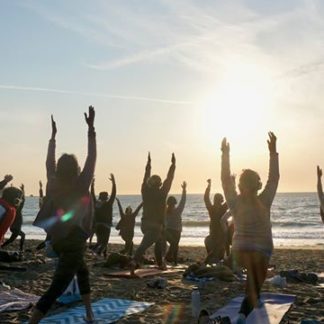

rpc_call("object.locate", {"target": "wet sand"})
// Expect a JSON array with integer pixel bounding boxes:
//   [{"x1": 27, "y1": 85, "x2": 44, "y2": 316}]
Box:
[{"x1": 0, "y1": 240, "x2": 323, "y2": 323}]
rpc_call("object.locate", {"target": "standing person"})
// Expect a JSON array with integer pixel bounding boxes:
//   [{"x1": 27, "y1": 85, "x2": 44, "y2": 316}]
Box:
[
  {"x1": 165, "y1": 181, "x2": 186, "y2": 265},
  {"x1": 0, "y1": 186, "x2": 23, "y2": 246},
  {"x1": 204, "y1": 179, "x2": 228, "y2": 264},
  {"x1": 132, "y1": 152, "x2": 176, "y2": 271},
  {"x1": 1, "y1": 184, "x2": 26, "y2": 252},
  {"x1": 91, "y1": 175, "x2": 116, "y2": 257},
  {"x1": 0, "y1": 174, "x2": 13, "y2": 191},
  {"x1": 30, "y1": 107, "x2": 96, "y2": 324},
  {"x1": 221, "y1": 132, "x2": 279, "y2": 323},
  {"x1": 316, "y1": 166, "x2": 324, "y2": 224},
  {"x1": 116, "y1": 198, "x2": 143, "y2": 256}
]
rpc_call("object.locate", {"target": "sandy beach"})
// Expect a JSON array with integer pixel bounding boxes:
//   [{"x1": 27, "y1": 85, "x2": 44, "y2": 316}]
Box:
[{"x1": 0, "y1": 240, "x2": 323, "y2": 324}]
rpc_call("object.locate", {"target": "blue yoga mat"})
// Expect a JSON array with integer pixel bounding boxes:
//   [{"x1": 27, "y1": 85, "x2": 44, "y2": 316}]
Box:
[
  {"x1": 210, "y1": 293, "x2": 295, "y2": 324},
  {"x1": 38, "y1": 298, "x2": 154, "y2": 323}
]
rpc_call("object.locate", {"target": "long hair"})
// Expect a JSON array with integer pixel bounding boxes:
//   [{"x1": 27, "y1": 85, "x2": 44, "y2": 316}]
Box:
[{"x1": 56, "y1": 154, "x2": 80, "y2": 185}]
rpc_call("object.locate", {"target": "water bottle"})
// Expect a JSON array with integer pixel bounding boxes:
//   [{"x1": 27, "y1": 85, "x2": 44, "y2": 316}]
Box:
[{"x1": 191, "y1": 287, "x2": 201, "y2": 318}]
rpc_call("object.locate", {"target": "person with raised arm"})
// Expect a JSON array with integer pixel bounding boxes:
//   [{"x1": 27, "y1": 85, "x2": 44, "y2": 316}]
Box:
[
  {"x1": 116, "y1": 198, "x2": 143, "y2": 256},
  {"x1": 91, "y1": 174, "x2": 116, "y2": 257},
  {"x1": 221, "y1": 132, "x2": 279, "y2": 324},
  {"x1": 1, "y1": 184, "x2": 26, "y2": 252},
  {"x1": 0, "y1": 187, "x2": 23, "y2": 246},
  {"x1": 204, "y1": 179, "x2": 228, "y2": 264},
  {"x1": 316, "y1": 166, "x2": 324, "y2": 224},
  {"x1": 30, "y1": 107, "x2": 96, "y2": 324},
  {"x1": 165, "y1": 181, "x2": 187, "y2": 265},
  {"x1": 0, "y1": 174, "x2": 13, "y2": 191},
  {"x1": 132, "y1": 152, "x2": 176, "y2": 271}
]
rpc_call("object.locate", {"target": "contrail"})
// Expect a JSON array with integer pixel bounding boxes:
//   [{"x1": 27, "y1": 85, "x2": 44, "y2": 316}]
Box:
[{"x1": 0, "y1": 84, "x2": 194, "y2": 105}]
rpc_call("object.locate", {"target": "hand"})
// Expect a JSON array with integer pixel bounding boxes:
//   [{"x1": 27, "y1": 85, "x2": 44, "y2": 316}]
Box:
[
  {"x1": 317, "y1": 166, "x2": 322, "y2": 179},
  {"x1": 109, "y1": 173, "x2": 115, "y2": 182},
  {"x1": 221, "y1": 138, "x2": 230, "y2": 154},
  {"x1": 181, "y1": 181, "x2": 187, "y2": 190},
  {"x1": 267, "y1": 132, "x2": 277, "y2": 153},
  {"x1": 4, "y1": 174, "x2": 13, "y2": 183},
  {"x1": 147, "y1": 152, "x2": 151, "y2": 164},
  {"x1": 171, "y1": 153, "x2": 176, "y2": 164},
  {"x1": 207, "y1": 179, "x2": 211, "y2": 185},
  {"x1": 20, "y1": 184, "x2": 25, "y2": 192},
  {"x1": 51, "y1": 115, "x2": 57, "y2": 139},
  {"x1": 84, "y1": 105, "x2": 95, "y2": 128},
  {"x1": 39, "y1": 181, "x2": 43, "y2": 188}
]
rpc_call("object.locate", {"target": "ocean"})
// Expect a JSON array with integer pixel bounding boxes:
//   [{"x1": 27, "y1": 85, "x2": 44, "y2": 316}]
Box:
[{"x1": 18, "y1": 193, "x2": 324, "y2": 247}]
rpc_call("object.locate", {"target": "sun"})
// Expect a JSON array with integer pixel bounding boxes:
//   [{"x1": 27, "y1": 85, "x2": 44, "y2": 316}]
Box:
[{"x1": 200, "y1": 62, "x2": 274, "y2": 147}]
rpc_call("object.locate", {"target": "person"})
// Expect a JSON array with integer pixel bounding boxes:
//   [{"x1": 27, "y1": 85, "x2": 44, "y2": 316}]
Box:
[
  {"x1": 115, "y1": 198, "x2": 143, "y2": 256},
  {"x1": 35, "y1": 181, "x2": 51, "y2": 251},
  {"x1": 0, "y1": 186, "x2": 23, "y2": 246},
  {"x1": 316, "y1": 166, "x2": 324, "y2": 224},
  {"x1": 30, "y1": 107, "x2": 96, "y2": 324},
  {"x1": 132, "y1": 152, "x2": 176, "y2": 271},
  {"x1": 90, "y1": 175, "x2": 116, "y2": 257},
  {"x1": 220, "y1": 210, "x2": 234, "y2": 258},
  {"x1": 204, "y1": 179, "x2": 228, "y2": 264},
  {"x1": 165, "y1": 181, "x2": 187, "y2": 265},
  {"x1": 221, "y1": 132, "x2": 279, "y2": 324},
  {"x1": 1, "y1": 184, "x2": 26, "y2": 252},
  {"x1": 0, "y1": 174, "x2": 13, "y2": 191}
]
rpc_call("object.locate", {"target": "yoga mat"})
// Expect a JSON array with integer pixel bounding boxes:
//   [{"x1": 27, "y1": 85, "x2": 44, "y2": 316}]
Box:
[
  {"x1": 105, "y1": 267, "x2": 181, "y2": 278},
  {"x1": 39, "y1": 298, "x2": 154, "y2": 323},
  {"x1": 210, "y1": 293, "x2": 295, "y2": 324},
  {"x1": 0, "y1": 288, "x2": 39, "y2": 313}
]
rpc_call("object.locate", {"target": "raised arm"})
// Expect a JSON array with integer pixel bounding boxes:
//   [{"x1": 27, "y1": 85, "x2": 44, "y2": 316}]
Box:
[
  {"x1": 79, "y1": 106, "x2": 97, "y2": 192},
  {"x1": 39, "y1": 181, "x2": 44, "y2": 208},
  {"x1": 162, "y1": 153, "x2": 176, "y2": 194},
  {"x1": 221, "y1": 138, "x2": 238, "y2": 209},
  {"x1": 0, "y1": 175, "x2": 13, "y2": 191},
  {"x1": 46, "y1": 115, "x2": 57, "y2": 181},
  {"x1": 90, "y1": 179, "x2": 96, "y2": 203},
  {"x1": 141, "y1": 152, "x2": 151, "y2": 193},
  {"x1": 108, "y1": 174, "x2": 116, "y2": 204},
  {"x1": 176, "y1": 181, "x2": 187, "y2": 214},
  {"x1": 317, "y1": 166, "x2": 324, "y2": 222},
  {"x1": 133, "y1": 202, "x2": 144, "y2": 217},
  {"x1": 259, "y1": 132, "x2": 280, "y2": 207},
  {"x1": 204, "y1": 179, "x2": 212, "y2": 211},
  {"x1": 116, "y1": 197, "x2": 125, "y2": 217}
]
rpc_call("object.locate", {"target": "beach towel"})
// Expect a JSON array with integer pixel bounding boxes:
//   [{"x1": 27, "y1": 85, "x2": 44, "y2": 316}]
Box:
[
  {"x1": 104, "y1": 267, "x2": 181, "y2": 278},
  {"x1": 39, "y1": 298, "x2": 153, "y2": 323},
  {"x1": 0, "y1": 287, "x2": 39, "y2": 312},
  {"x1": 210, "y1": 293, "x2": 295, "y2": 324}
]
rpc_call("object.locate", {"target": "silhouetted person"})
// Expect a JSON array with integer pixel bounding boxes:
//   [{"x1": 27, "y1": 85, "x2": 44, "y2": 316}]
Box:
[
  {"x1": 91, "y1": 175, "x2": 116, "y2": 257},
  {"x1": 0, "y1": 174, "x2": 13, "y2": 191},
  {"x1": 0, "y1": 186, "x2": 23, "y2": 246},
  {"x1": 165, "y1": 181, "x2": 186, "y2": 265},
  {"x1": 35, "y1": 181, "x2": 51, "y2": 251},
  {"x1": 132, "y1": 152, "x2": 176, "y2": 271},
  {"x1": 30, "y1": 108, "x2": 96, "y2": 324},
  {"x1": 316, "y1": 166, "x2": 324, "y2": 224},
  {"x1": 116, "y1": 198, "x2": 143, "y2": 256},
  {"x1": 221, "y1": 132, "x2": 279, "y2": 323},
  {"x1": 204, "y1": 179, "x2": 228, "y2": 264},
  {"x1": 2, "y1": 184, "x2": 26, "y2": 251}
]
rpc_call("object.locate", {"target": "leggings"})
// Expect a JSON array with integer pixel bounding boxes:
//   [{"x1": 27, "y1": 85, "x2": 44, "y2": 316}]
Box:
[
  {"x1": 134, "y1": 224, "x2": 165, "y2": 266},
  {"x1": 234, "y1": 250, "x2": 270, "y2": 317},
  {"x1": 165, "y1": 229, "x2": 181, "y2": 264},
  {"x1": 36, "y1": 240, "x2": 90, "y2": 315},
  {"x1": 1, "y1": 229, "x2": 25, "y2": 251}
]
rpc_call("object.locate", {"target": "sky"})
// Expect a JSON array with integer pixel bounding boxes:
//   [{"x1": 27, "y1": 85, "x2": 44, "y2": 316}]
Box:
[{"x1": 1, "y1": 0, "x2": 324, "y2": 195}]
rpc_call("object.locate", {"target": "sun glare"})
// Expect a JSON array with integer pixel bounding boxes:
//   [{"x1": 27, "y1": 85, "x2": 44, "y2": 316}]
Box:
[{"x1": 200, "y1": 62, "x2": 274, "y2": 147}]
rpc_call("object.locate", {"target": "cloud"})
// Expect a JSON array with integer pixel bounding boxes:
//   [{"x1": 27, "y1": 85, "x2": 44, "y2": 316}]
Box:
[{"x1": 0, "y1": 84, "x2": 193, "y2": 105}]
